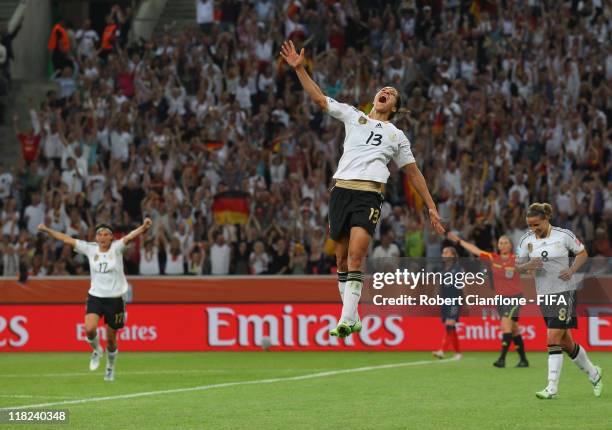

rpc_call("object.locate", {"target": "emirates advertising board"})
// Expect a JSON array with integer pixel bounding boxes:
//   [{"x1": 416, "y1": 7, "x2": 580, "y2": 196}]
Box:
[
  {"x1": 1, "y1": 257, "x2": 611, "y2": 352},
  {"x1": 1, "y1": 304, "x2": 612, "y2": 352}
]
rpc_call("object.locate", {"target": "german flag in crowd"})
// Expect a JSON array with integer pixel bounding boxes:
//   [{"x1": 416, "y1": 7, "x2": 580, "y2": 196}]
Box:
[
  {"x1": 212, "y1": 191, "x2": 250, "y2": 225},
  {"x1": 205, "y1": 140, "x2": 224, "y2": 151}
]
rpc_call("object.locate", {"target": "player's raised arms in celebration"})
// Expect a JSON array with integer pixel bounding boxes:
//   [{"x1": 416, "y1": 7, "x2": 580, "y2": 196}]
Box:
[
  {"x1": 281, "y1": 39, "x2": 444, "y2": 339},
  {"x1": 38, "y1": 218, "x2": 152, "y2": 381}
]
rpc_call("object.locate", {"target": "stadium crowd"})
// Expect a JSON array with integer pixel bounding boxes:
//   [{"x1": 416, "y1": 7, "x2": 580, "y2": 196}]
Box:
[{"x1": 0, "y1": 0, "x2": 610, "y2": 277}]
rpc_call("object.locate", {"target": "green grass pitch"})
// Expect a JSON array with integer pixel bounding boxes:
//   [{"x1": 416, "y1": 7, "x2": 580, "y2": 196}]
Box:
[{"x1": 0, "y1": 351, "x2": 610, "y2": 429}]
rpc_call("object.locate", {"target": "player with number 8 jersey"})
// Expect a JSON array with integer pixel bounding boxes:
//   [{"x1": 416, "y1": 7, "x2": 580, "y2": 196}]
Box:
[
  {"x1": 38, "y1": 218, "x2": 152, "y2": 381},
  {"x1": 280, "y1": 40, "x2": 445, "y2": 338},
  {"x1": 516, "y1": 203, "x2": 602, "y2": 400}
]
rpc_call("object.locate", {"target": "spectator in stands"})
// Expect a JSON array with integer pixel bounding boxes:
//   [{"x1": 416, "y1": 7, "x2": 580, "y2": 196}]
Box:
[
  {"x1": 1, "y1": 238, "x2": 19, "y2": 276},
  {"x1": 48, "y1": 20, "x2": 71, "y2": 71},
  {"x1": 139, "y1": 238, "x2": 161, "y2": 275},
  {"x1": 23, "y1": 192, "x2": 45, "y2": 236},
  {"x1": 188, "y1": 244, "x2": 205, "y2": 275},
  {"x1": 75, "y1": 19, "x2": 99, "y2": 60},
  {"x1": 100, "y1": 11, "x2": 119, "y2": 60},
  {"x1": 13, "y1": 113, "x2": 42, "y2": 164},
  {"x1": 249, "y1": 240, "x2": 269, "y2": 274},
  {"x1": 196, "y1": 0, "x2": 215, "y2": 34},
  {"x1": 210, "y1": 231, "x2": 231, "y2": 275},
  {"x1": 372, "y1": 231, "x2": 401, "y2": 260},
  {"x1": 232, "y1": 241, "x2": 250, "y2": 274},
  {"x1": 268, "y1": 237, "x2": 290, "y2": 274},
  {"x1": 163, "y1": 235, "x2": 185, "y2": 275},
  {"x1": 0, "y1": 163, "x2": 13, "y2": 203},
  {"x1": 51, "y1": 65, "x2": 79, "y2": 101},
  {"x1": 0, "y1": 16, "x2": 23, "y2": 83}
]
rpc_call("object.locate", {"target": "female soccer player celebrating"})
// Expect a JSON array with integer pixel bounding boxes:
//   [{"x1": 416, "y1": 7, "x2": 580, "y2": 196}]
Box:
[
  {"x1": 516, "y1": 203, "x2": 602, "y2": 399},
  {"x1": 447, "y1": 231, "x2": 529, "y2": 368},
  {"x1": 280, "y1": 40, "x2": 444, "y2": 338},
  {"x1": 38, "y1": 218, "x2": 153, "y2": 381}
]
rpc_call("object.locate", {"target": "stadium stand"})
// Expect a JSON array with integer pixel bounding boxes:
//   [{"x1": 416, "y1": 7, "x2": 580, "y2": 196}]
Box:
[{"x1": 0, "y1": 0, "x2": 610, "y2": 277}]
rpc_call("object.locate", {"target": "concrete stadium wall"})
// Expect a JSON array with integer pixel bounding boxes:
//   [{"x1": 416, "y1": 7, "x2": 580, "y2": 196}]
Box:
[
  {"x1": 132, "y1": 0, "x2": 168, "y2": 41},
  {"x1": 11, "y1": 0, "x2": 51, "y2": 80}
]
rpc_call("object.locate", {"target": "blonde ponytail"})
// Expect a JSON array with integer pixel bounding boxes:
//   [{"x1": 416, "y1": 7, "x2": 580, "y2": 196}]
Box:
[{"x1": 526, "y1": 202, "x2": 553, "y2": 219}]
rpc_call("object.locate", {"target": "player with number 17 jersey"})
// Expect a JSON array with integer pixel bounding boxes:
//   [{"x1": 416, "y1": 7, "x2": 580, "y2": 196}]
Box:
[
  {"x1": 38, "y1": 219, "x2": 152, "y2": 381},
  {"x1": 75, "y1": 239, "x2": 129, "y2": 298}
]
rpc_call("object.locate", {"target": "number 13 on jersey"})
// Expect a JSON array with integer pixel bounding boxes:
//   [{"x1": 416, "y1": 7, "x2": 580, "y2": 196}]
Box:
[{"x1": 365, "y1": 132, "x2": 382, "y2": 146}]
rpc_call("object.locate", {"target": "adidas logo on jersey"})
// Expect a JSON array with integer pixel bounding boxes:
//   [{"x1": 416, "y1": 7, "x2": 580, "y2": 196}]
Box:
[{"x1": 376, "y1": 123, "x2": 382, "y2": 128}]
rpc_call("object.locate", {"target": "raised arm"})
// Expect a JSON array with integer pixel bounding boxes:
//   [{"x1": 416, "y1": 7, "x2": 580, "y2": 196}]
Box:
[
  {"x1": 403, "y1": 163, "x2": 445, "y2": 235},
  {"x1": 280, "y1": 40, "x2": 328, "y2": 110},
  {"x1": 38, "y1": 224, "x2": 77, "y2": 248},
  {"x1": 447, "y1": 231, "x2": 484, "y2": 257},
  {"x1": 122, "y1": 218, "x2": 153, "y2": 245}
]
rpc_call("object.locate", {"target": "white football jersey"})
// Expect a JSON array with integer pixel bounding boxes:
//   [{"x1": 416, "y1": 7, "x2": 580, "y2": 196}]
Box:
[
  {"x1": 326, "y1": 97, "x2": 416, "y2": 183},
  {"x1": 516, "y1": 226, "x2": 585, "y2": 294},
  {"x1": 75, "y1": 240, "x2": 128, "y2": 298}
]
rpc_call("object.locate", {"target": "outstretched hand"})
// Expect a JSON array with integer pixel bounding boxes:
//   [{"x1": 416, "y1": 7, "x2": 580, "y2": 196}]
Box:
[
  {"x1": 280, "y1": 40, "x2": 305, "y2": 68},
  {"x1": 428, "y1": 208, "x2": 445, "y2": 236}
]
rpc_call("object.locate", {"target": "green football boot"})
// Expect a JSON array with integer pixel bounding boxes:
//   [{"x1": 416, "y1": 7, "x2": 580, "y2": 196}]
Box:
[
  {"x1": 592, "y1": 366, "x2": 603, "y2": 397},
  {"x1": 535, "y1": 388, "x2": 558, "y2": 400},
  {"x1": 329, "y1": 322, "x2": 352, "y2": 338},
  {"x1": 351, "y1": 318, "x2": 362, "y2": 333}
]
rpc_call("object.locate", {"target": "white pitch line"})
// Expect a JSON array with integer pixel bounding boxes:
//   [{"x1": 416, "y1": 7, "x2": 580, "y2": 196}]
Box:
[
  {"x1": 0, "y1": 369, "x2": 230, "y2": 378},
  {"x1": 1, "y1": 358, "x2": 456, "y2": 410},
  {"x1": 0, "y1": 395, "x2": 78, "y2": 400},
  {"x1": 0, "y1": 368, "x2": 334, "y2": 379}
]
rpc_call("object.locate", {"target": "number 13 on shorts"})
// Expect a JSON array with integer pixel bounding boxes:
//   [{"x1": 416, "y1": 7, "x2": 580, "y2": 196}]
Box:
[{"x1": 369, "y1": 208, "x2": 380, "y2": 224}]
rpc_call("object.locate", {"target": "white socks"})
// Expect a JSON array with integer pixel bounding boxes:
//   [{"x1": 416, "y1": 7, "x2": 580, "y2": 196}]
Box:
[
  {"x1": 340, "y1": 272, "x2": 363, "y2": 325},
  {"x1": 107, "y1": 349, "x2": 118, "y2": 368},
  {"x1": 337, "y1": 272, "x2": 347, "y2": 302},
  {"x1": 547, "y1": 343, "x2": 601, "y2": 394},
  {"x1": 546, "y1": 345, "x2": 563, "y2": 393},
  {"x1": 570, "y1": 344, "x2": 599, "y2": 381},
  {"x1": 87, "y1": 333, "x2": 101, "y2": 352}
]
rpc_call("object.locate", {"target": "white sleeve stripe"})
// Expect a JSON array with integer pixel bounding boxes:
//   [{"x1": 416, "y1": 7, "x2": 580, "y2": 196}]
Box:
[{"x1": 552, "y1": 227, "x2": 577, "y2": 240}]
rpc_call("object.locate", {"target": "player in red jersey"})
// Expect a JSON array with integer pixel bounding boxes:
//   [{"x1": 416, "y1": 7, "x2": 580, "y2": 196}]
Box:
[{"x1": 447, "y1": 232, "x2": 529, "y2": 368}]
